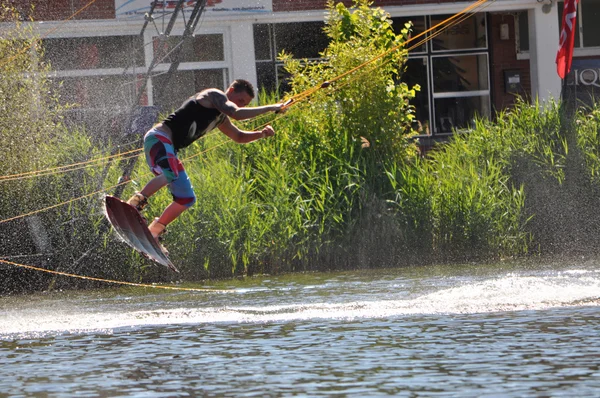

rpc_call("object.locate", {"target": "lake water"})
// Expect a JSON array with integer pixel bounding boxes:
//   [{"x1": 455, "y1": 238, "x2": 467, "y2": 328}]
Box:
[{"x1": 2, "y1": 259, "x2": 600, "y2": 397}]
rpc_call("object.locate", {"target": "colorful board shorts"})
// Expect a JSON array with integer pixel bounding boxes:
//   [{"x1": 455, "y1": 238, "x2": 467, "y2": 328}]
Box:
[{"x1": 143, "y1": 128, "x2": 196, "y2": 207}]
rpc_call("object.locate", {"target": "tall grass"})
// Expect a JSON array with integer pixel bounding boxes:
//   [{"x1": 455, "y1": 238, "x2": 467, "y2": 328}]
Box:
[{"x1": 576, "y1": 102, "x2": 600, "y2": 181}]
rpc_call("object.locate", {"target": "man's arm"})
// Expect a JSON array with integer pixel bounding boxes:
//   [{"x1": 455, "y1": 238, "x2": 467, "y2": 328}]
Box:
[
  {"x1": 217, "y1": 117, "x2": 275, "y2": 144},
  {"x1": 203, "y1": 90, "x2": 285, "y2": 121},
  {"x1": 230, "y1": 104, "x2": 283, "y2": 121}
]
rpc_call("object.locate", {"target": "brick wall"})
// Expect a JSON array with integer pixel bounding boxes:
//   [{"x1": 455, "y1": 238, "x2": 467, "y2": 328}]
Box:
[
  {"x1": 488, "y1": 13, "x2": 531, "y2": 112},
  {"x1": 6, "y1": 0, "x2": 115, "y2": 21},
  {"x1": 273, "y1": 0, "x2": 460, "y2": 12}
]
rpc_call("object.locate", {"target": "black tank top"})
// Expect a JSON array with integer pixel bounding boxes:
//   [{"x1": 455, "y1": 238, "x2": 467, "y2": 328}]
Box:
[{"x1": 163, "y1": 97, "x2": 226, "y2": 150}]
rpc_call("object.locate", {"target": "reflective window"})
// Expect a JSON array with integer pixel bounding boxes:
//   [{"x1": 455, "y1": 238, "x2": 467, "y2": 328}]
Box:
[
  {"x1": 273, "y1": 21, "x2": 328, "y2": 59},
  {"x1": 52, "y1": 75, "x2": 141, "y2": 107},
  {"x1": 434, "y1": 96, "x2": 491, "y2": 133},
  {"x1": 431, "y1": 53, "x2": 489, "y2": 134},
  {"x1": 256, "y1": 62, "x2": 277, "y2": 93},
  {"x1": 43, "y1": 36, "x2": 145, "y2": 70},
  {"x1": 152, "y1": 69, "x2": 227, "y2": 111},
  {"x1": 558, "y1": 0, "x2": 600, "y2": 48},
  {"x1": 431, "y1": 13, "x2": 487, "y2": 52},
  {"x1": 254, "y1": 24, "x2": 273, "y2": 61},
  {"x1": 407, "y1": 13, "x2": 490, "y2": 135},
  {"x1": 581, "y1": 0, "x2": 600, "y2": 47},
  {"x1": 154, "y1": 34, "x2": 224, "y2": 63},
  {"x1": 432, "y1": 54, "x2": 489, "y2": 93},
  {"x1": 404, "y1": 57, "x2": 431, "y2": 134},
  {"x1": 516, "y1": 11, "x2": 529, "y2": 53},
  {"x1": 254, "y1": 21, "x2": 328, "y2": 94}
]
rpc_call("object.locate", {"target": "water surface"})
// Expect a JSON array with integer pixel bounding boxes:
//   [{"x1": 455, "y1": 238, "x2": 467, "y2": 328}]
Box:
[{"x1": 2, "y1": 260, "x2": 600, "y2": 396}]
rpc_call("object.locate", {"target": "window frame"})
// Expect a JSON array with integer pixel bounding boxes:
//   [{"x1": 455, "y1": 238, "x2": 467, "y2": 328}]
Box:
[
  {"x1": 558, "y1": 0, "x2": 600, "y2": 57},
  {"x1": 430, "y1": 52, "x2": 491, "y2": 95},
  {"x1": 44, "y1": 26, "x2": 231, "y2": 110},
  {"x1": 429, "y1": 51, "x2": 491, "y2": 135},
  {"x1": 405, "y1": 12, "x2": 490, "y2": 137}
]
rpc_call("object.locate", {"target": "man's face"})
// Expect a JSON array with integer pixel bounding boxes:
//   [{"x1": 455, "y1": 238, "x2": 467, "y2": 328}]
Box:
[{"x1": 227, "y1": 90, "x2": 253, "y2": 108}]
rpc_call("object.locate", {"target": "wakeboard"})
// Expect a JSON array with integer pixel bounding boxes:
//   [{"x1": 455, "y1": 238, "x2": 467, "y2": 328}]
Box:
[{"x1": 104, "y1": 195, "x2": 179, "y2": 273}]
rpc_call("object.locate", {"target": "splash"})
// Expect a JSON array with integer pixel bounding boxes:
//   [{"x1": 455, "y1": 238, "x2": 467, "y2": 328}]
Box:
[{"x1": 1, "y1": 269, "x2": 599, "y2": 339}]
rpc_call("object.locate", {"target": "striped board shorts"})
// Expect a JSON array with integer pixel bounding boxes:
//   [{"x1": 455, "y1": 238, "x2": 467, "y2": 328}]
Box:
[{"x1": 143, "y1": 128, "x2": 196, "y2": 207}]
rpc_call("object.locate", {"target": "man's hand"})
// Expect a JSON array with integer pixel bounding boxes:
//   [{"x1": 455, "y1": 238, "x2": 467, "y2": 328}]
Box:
[
  {"x1": 274, "y1": 99, "x2": 292, "y2": 114},
  {"x1": 262, "y1": 125, "x2": 275, "y2": 138}
]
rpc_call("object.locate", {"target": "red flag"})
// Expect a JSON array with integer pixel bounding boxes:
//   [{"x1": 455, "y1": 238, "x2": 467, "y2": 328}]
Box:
[{"x1": 556, "y1": 0, "x2": 580, "y2": 79}]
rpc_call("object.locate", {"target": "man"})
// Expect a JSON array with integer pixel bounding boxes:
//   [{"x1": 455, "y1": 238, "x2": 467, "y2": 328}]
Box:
[{"x1": 127, "y1": 79, "x2": 286, "y2": 246}]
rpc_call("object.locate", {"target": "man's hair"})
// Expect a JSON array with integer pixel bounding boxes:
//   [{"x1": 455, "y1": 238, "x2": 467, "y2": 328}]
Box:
[{"x1": 230, "y1": 79, "x2": 255, "y2": 98}]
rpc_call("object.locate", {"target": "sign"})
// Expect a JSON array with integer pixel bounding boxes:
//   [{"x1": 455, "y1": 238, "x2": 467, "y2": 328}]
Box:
[
  {"x1": 504, "y1": 70, "x2": 522, "y2": 94},
  {"x1": 563, "y1": 59, "x2": 600, "y2": 107},
  {"x1": 115, "y1": 0, "x2": 273, "y2": 19}
]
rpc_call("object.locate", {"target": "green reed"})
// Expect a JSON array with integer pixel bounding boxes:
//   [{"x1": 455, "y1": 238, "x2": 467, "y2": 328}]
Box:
[{"x1": 576, "y1": 101, "x2": 600, "y2": 181}]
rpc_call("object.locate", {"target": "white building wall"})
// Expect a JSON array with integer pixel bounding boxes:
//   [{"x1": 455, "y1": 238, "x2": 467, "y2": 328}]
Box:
[
  {"x1": 228, "y1": 21, "x2": 258, "y2": 91},
  {"x1": 528, "y1": 5, "x2": 562, "y2": 103}
]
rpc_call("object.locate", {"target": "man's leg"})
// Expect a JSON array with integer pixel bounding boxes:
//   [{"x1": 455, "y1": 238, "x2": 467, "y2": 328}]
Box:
[
  {"x1": 128, "y1": 174, "x2": 169, "y2": 211},
  {"x1": 128, "y1": 129, "x2": 174, "y2": 211},
  {"x1": 140, "y1": 174, "x2": 168, "y2": 197},
  {"x1": 158, "y1": 201, "x2": 188, "y2": 225},
  {"x1": 148, "y1": 169, "x2": 196, "y2": 238}
]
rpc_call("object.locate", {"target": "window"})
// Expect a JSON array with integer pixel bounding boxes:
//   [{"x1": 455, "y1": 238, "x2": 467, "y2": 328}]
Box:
[
  {"x1": 580, "y1": 0, "x2": 600, "y2": 47},
  {"x1": 431, "y1": 13, "x2": 487, "y2": 52},
  {"x1": 273, "y1": 22, "x2": 328, "y2": 59},
  {"x1": 254, "y1": 24, "x2": 273, "y2": 61},
  {"x1": 434, "y1": 96, "x2": 490, "y2": 133},
  {"x1": 150, "y1": 33, "x2": 227, "y2": 110},
  {"x1": 516, "y1": 11, "x2": 529, "y2": 55},
  {"x1": 52, "y1": 75, "x2": 141, "y2": 107},
  {"x1": 558, "y1": 0, "x2": 600, "y2": 49},
  {"x1": 403, "y1": 13, "x2": 490, "y2": 135},
  {"x1": 42, "y1": 36, "x2": 144, "y2": 70},
  {"x1": 254, "y1": 21, "x2": 328, "y2": 93},
  {"x1": 431, "y1": 53, "x2": 490, "y2": 133},
  {"x1": 153, "y1": 34, "x2": 224, "y2": 64},
  {"x1": 432, "y1": 54, "x2": 489, "y2": 93},
  {"x1": 403, "y1": 57, "x2": 431, "y2": 134},
  {"x1": 152, "y1": 69, "x2": 227, "y2": 111}
]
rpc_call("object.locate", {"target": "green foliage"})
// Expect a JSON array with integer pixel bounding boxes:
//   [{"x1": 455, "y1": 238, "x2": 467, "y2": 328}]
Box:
[
  {"x1": 283, "y1": 0, "x2": 419, "y2": 164},
  {"x1": 0, "y1": 6, "x2": 62, "y2": 176},
  {"x1": 492, "y1": 98, "x2": 567, "y2": 183},
  {"x1": 575, "y1": 102, "x2": 600, "y2": 182},
  {"x1": 422, "y1": 133, "x2": 529, "y2": 257}
]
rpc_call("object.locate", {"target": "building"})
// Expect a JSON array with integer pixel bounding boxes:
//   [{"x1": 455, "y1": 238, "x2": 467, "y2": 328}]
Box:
[{"x1": 3, "y1": 0, "x2": 599, "y2": 139}]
